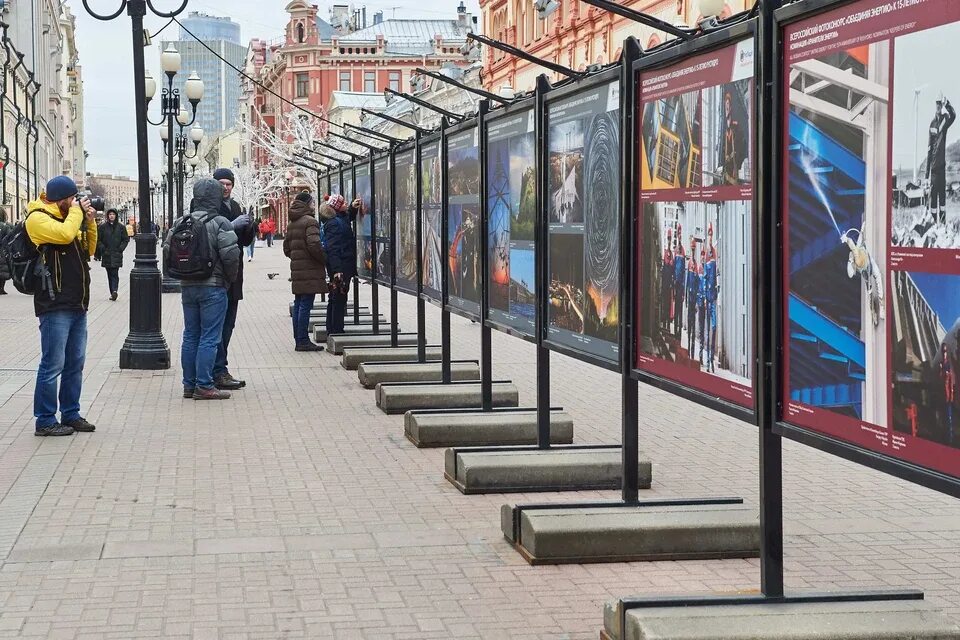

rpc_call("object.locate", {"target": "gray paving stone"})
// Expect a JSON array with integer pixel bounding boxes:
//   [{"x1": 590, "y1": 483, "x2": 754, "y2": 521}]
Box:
[
  {"x1": 100, "y1": 541, "x2": 194, "y2": 559},
  {"x1": 6, "y1": 543, "x2": 103, "y2": 563},
  {"x1": 195, "y1": 537, "x2": 285, "y2": 555}
]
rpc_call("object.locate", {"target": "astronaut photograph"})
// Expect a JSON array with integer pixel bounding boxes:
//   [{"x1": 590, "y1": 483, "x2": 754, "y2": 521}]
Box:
[{"x1": 892, "y1": 21, "x2": 960, "y2": 250}]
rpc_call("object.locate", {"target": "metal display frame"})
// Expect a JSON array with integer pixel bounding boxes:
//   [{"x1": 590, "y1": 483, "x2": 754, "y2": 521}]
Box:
[
  {"x1": 541, "y1": 65, "x2": 624, "y2": 374},
  {"x1": 482, "y1": 95, "x2": 539, "y2": 344},
  {"x1": 607, "y1": 3, "x2": 923, "y2": 638},
  {"x1": 354, "y1": 157, "x2": 375, "y2": 284},
  {"x1": 393, "y1": 139, "x2": 420, "y2": 298},
  {"x1": 629, "y1": 20, "x2": 760, "y2": 427},
  {"x1": 443, "y1": 116, "x2": 484, "y2": 324},
  {"x1": 419, "y1": 131, "x2": 445, "y2": 309}
]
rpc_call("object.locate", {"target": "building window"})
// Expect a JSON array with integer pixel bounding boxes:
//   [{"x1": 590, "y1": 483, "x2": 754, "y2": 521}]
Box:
[
  {"x1": 296, "y1": 72, "x2": 309, "y2": 98},
  {"x1": 339, "y1": 71, "x2": 351, "y2": 91},
  {"x1": 364, "y1": 71, "x2": 376, "y2": 93},
  {"x1": 296, "y1": 23, "x2": 305, "y2": 43},
  {"x1": 389, "y1": 72, "x2": 400, "y2": 91}
]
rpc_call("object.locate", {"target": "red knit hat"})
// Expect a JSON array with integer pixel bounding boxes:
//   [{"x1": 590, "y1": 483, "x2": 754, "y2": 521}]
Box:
[{"x1": 328, "y1": 194, "x2": 346, "y2": 212}]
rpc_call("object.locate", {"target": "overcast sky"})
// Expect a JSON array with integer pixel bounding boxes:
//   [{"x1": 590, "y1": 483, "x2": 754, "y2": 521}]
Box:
[{"x1": 73, "y1": 0, "x2": 481, "y2": 179}]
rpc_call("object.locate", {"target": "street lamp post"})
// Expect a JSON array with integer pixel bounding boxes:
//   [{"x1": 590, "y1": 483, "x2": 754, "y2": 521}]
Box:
[
  {"x1": 146, "y1": 43, "x2": 203, "y2": 293},
  {"x1": 81, "y1": 0, "x2": 190, "y2": 370}
]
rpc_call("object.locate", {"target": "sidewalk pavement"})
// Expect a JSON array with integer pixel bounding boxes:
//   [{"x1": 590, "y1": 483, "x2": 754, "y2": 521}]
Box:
[{"x1": 0, "y1": 244, "x2": 958, "y2": 639}]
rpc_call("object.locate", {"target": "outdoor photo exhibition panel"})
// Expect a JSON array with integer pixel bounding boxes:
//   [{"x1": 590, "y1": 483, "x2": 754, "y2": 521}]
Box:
[
  {"x1": 544, "y1": 73, "x2": 622, "y2": 367},
  {"x1": 356, "y1": 161, "x2": 373, "y2": 280},
  {"x1": 374, "y1": 155, "x2": 393, "y2": 286},
  {"x1": 343, "y1": 165, "x2": 354, "y2": 204},
  {"x1": 330, "y1": 171, "x2": 342, "y2": 197},
  {"x1": 779, "y1": 0, "x2": 960, "y2": 484},
  {"x1": 635, "y1": 37, "x2": 757, "y2": 415},
  {"x1": 446, "y1": 124, "x2": 482, "y2": 320},
  {"x1": 420, "y1": 136, "x2": 443, "y2": 303},
  {"x1": 485, "y1": 105, "x2": 537, "y2": 340},
  {"x1": 394, "y1": 145, "x2": 418, "y2": 295}
]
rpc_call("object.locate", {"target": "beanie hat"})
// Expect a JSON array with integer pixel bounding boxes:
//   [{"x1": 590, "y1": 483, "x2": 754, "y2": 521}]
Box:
[
  {"x1": 295, "y1": 192, "x2": 313, "y2": 205},
  {"x1": 213, "y1": 168, "x2": 235, "y2": 184},
  {"x1": 46, "y1": 175, "x2": 78, "y2": 202},
  {"x1": 328, "y1": 194, "x2": 346, "y2": 213}
]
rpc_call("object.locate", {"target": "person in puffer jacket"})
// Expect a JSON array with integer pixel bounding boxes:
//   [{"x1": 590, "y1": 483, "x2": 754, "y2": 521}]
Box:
[
  {"x1": 319, "y1": 194, "x2": 359, "y2": 336},
  {"x1": 164, "y1": 179, "x2": 241, "y2": 401}
]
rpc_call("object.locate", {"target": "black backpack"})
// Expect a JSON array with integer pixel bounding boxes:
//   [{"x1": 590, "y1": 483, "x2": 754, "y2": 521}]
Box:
[
  {"x1": 2, "y1": 212, "x2": 54, "y2": 295},
  {"x1": 165, "y1": 213, "x2": 218, "y2": 281}
]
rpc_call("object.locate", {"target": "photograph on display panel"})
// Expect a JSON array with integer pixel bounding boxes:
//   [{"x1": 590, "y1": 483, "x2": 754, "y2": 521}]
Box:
[
  {"x1": 394, "y1": 149, "x2": 418, "y2": 293},
  {"x1": 782, "y1": 0, "x2": 960, "y2": 480},
  {"x1": 447, "y1": 127, "x2": 482, "y2": 317},
  {"x1": 486, "y1": 108, "x2": 537, "y2": 337},
  {"x1": 546, "y1": 79, "x2": 621, "y2": 363},
  {"x1": 421, "y1": 141, "x2": 443, "y2": 301},
  {"x1": 374, "y1": 157, "x2": 392, "y2": 285},
  {"x1": 636, "y1": 39, "x2": 756, "y2": 409},
  {"x1": 356, "y1": 164, "x2": 373, "y2": 279},
  {"x1": 330, "y1": 173, "x2": 341, "y2": 197}
]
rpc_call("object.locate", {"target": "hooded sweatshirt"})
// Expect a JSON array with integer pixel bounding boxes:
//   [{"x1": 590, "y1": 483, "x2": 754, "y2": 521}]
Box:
[
  {"x1": 25, "y1": 193, "x2": 98, "y2": 317},
  {"x1": 164, "y1": 179, "x2": 241, "y2": 290}
]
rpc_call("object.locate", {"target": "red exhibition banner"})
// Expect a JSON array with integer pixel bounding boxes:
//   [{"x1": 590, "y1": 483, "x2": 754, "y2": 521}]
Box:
[
  {"x1": 782, "y1": 0, "x2": 960, "y2": 478},
  {"x1": 635, "y1": 39, "x2": 756, "y2": 409}
]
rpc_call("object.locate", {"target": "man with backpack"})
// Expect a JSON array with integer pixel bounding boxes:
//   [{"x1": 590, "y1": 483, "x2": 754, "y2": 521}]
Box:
[
  {"x1": 164, "y1": 179, "x2": 241, "y2": 400},
  {"x1": 24, "y1": 176, "x2": 98, "y2": 436},
  {"x1": 212, "y1": 167, "x2": 254, "y2": 392}
]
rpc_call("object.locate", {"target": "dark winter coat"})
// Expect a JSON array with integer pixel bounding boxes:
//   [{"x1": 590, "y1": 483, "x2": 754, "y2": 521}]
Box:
[
  {"x1": 95, "y1": 220, "x2": 129, "y2": 269},
  {"x1": 219, "y1": 198, "x2": 256, "y2": 301},
  {"x1": 283, "y1": 201, "x2": 328, "y2": 296},
  {"x1": 0, "y1": 221, "x2": 12, "y2": 280},
  {"x1": 165, "y1": 180, "x2": 241, "y2": 290},
  {"x1": 320, "y1": 203, "x2": 357, "y2": 281}
]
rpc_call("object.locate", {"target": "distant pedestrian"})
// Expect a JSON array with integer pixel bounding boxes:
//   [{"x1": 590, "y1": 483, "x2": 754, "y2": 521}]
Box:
[
  {"x1": 0, "y1": 209, "x2": 12, "y2": 294},
  {"x1": 164, "y1": 179, "x2": 241, "y2": 400},
  {"x1": 320, "y1": 194, "x2": 359, "y2": 337},
  {"x1": 260, "y1": 216, "x2": 276, "y2": 248},
  {"x1": 95, "y1": 208, "x2": 129, "y2": 301},
  {"x1": 27, "y1": 176, "x2": 99, "y2": 436},
  {"x1": 283, "y1": 192, "x2": 327, "y2": 351}
]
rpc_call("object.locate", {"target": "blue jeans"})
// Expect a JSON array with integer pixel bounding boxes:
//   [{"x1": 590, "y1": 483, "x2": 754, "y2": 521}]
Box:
[
  {"x1": 326, "y1": 289, "x2": 347, "y2": 336},
  {"x1": 213, "y1": 296, "x2": 239, "y2": 379},
  {"x1": 246, "y1": 243, "x2": 255, "y2": 259},
  {"x1": 292, "y1": 294, "x2": 316, "y2": 344},
  {"x1": 181, "y1": 286, "x2": 228, "y2": 390},
  {"x1": 34, "y1": 311, "x2": 87, "y2": 428}
]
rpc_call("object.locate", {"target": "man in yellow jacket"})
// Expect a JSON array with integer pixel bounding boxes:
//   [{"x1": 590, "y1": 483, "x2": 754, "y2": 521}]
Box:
[{"x1": 26, "y1": 176, "x2": 99, "y2": 437}]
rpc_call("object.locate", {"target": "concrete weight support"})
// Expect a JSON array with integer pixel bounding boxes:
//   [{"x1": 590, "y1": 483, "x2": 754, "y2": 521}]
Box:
[
  {"x1": 600, "y1": 599, "x2": 960, "y2": 640},
  {"x1": 357, "y1": 361, "x2": 480, "y2": 388},
  {"x1": 404, "y1": 409, "x2": 573, "y2": 447},
  {"x1": 500, "y1": 503, "x2": 760, "y2": 565},
  {"x1": 445, "y1": 447, "x2": 652, "y2": 494},
  {"x1": 341, "y1": 345, "x2": 441, "y2": 369},
  {"x1": 314, "y1": 323, "x2": 399, "y2": 343},
  {"x1": 327, "y1": 333, "x2": 418, "y2": 355},
  {"x1": 375, "y1": 382, "x2": 519, "y2": 414},
  {"x1": 289, "y1": 301, "x2": 360, "y2": 316}
]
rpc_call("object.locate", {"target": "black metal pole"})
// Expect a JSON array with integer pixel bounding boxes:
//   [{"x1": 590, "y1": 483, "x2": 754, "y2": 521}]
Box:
[
  {"x1": 349, "y1": 163, "x2": 360, "y2": 324},
  {"x1": 534, "y1": 75, "x2": 551, "y2": 449},
  {"x1": 440, "y1": 119, "x2": 451, "y2": 384},
  {"x1": 385, "y1": 88, "x2": 464, "y2": 123},
  {"x1": 23, "y1": 75, "x2": 32, "y2": 202},
  {"x1": 415, "y1": 67, "x2": 511, "y2": 105},
  {"x1": 160, "y1": 79, "x2": 181, "y2": 294},
  {"x1": 468, "y1": 33, "x2": 580, "y2": 79},
  {"x1": 389, "y1": 148, "x2": 399, "y2": 347},
  {"x1": 370, "y1": 158, "x2": 380, "y2": 333},
  {"x1": 759, "y1": 0, "x2": 785, "y2": 598},
  {"x1": 620, "y1": 37, "x2": 642, "y2": 504},
  {"x1": 578, "y1": 0, "x2": 694, "y2": 39},
  {"x1": 361, "y1": 108, "x2": 429, "y2": 135},
  {"x1": 110, "y1": 0, "x2": 173, "y2": 370},
  {"x1": 415, "y1": 131, "x2": 426, "y2": 363},
  {"x1": 478, "y1": 100, "x2": 492, "y2": 411}
]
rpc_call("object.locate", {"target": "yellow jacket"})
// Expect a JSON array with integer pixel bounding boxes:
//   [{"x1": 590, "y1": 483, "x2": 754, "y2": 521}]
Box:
[{"x1": 25, "y1": 193, "x2": 98, "y2": 257}]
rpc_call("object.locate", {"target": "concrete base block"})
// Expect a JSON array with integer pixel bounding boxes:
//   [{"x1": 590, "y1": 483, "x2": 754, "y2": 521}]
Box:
[
  {"x1": 601, "y1": 598, "x2": 960, "y2": 640},
  {"x1": 358, "y1": 361, "x2": 480, "y2": 388},
  {"x1": 444, "y1": 448, "x2": 651, "y2": 494},
  {"x1": 376, "y1": 382, "x2": 519, "y2": 414},
  {"x1": 314, "y1": 323, "x2": 399, "y2": 343},
  {"x1": 341, "y1": 345, "x2": 441, "y2": 369},
  {"x1": 327, "y1": 333, "x2": 416, "y2": 355},
  {"x1": 405, "y1": 410, "x2": 574, "y2": 448},
  {"x1": 289, "y1": 301, "x2": 361, "y2": 316},
  {"x1": 500, "y1": 503, "x2": 760, "y2": 565}
]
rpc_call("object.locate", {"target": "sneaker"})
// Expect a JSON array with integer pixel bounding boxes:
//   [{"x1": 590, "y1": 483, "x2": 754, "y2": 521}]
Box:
[
  {"x1": 35, "y1": 423, "x2": 75, "y2": 437},
  {"x1": 193, "y1": 387, "x2": 231, "y2": 400},
  {"x1": 110, "y1": 292, "x2": 118, "y2": 301},
  {"x1": 63, "y1": 417, "x2": 96, "y2": 432},
  {"x1": 215, "y1": 373, "x2": 245, "y2": 390},
  {"x1": 183, "y1": 386, "x2": 195, "y2": 398},
  {"x1": 295, "y1": 342, "x2": 323, "y2": 352}
]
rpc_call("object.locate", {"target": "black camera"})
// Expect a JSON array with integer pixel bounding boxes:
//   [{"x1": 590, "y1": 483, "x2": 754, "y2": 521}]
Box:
[{"x1": 79, "y1": 191, "x2": 106, "y2": 212}]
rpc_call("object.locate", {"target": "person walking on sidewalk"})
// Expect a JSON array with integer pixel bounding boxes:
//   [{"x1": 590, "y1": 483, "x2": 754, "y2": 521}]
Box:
[
  {"x1": 0, "y1": 209, "x2": 12, "y2": 295},
  {"x1": 212, "y1": 167, "x2": 255, "y2": 391},
  {"x1": 27, "y1": 176, "x2": 99, "y2": 436},
  {"x1": 260, "y1": 216, "x2": 276, "y2": 248},
  {"x1": 94, "y1": 208, "x2": 129, "y2": 301},
  {"x1": 165, "y1": 179, "x2": 241, "y2": 400},
  {"x1": 320, "y1": 194, "x2": 359, "y2": 337},
  {"x1": 284, "y1": 193, "x2": 327, "y2": 351}
]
